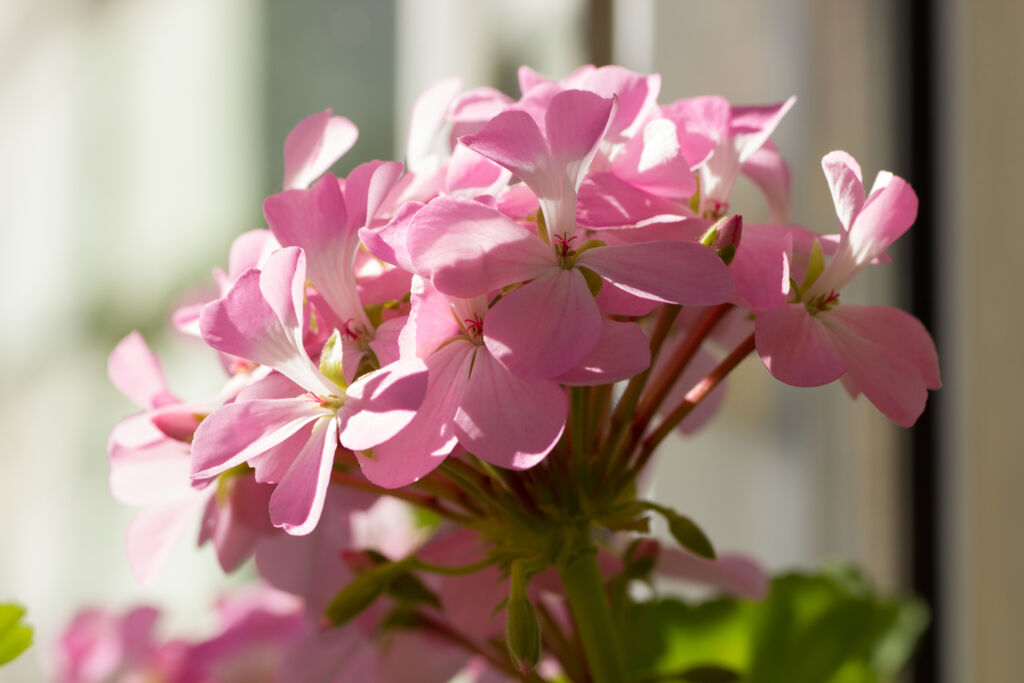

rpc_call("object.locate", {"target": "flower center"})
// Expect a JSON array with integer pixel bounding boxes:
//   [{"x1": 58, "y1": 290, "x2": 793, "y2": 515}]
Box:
[{"x1": 553, "y1": 232, "x2": 577, "y2": 267}]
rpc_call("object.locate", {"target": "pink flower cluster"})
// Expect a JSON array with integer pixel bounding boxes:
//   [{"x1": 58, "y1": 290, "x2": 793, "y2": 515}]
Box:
[{"x1": 98, "y1": 63, "x2": 940, "y2": 679}]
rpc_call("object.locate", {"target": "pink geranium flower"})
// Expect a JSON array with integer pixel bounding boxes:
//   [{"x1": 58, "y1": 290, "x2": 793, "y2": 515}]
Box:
[
  {"x1": 663, "y1": 95, "x2": 796, "y2": 221},
  {"x1": 754, "y1": 151, "x2": 941, "y2": 426},
  {"x1": 406, "y1": 89, "x2": 732, "y2": 381},
  {"x1": 107, "y1": 332, "x2": 273, "y2": 582},
  {"x1": 192, "y1": 246, "x2": 428, "y2": 534}
]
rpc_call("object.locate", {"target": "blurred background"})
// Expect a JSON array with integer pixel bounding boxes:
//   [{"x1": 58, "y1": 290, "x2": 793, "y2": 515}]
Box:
[{"x1": 0, "y1": 0, "x2": 1020, "y2": 680}]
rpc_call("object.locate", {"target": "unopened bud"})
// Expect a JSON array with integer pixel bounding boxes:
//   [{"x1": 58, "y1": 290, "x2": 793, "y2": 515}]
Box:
[
  {"x1": 323, "y1": 559, "x2": 409, "y2": 627},
  {"x1": 505, "y1": 561, "x2": 540, "y2": 674},
  {"x1": 700, "y1": 214, "x2": 743, "y2": 265}
]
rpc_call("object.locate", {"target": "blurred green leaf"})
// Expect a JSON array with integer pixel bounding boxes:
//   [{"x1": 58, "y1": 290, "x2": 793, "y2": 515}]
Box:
[
  {"x1": 620, "y1": 568, "x2": 927, "y2": 683},
  {"x1": 0, "y1": 604, "x2": 32, "y2": 667}
]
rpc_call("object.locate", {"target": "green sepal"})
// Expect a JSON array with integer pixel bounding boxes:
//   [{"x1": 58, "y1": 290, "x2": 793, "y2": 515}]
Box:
[
  {"x1": 214, "y1": 463, "x2": 251, "y2": 506},
  {"x1": 319, "y1": 330, "x2": 347, "y2": 389},
  {"x1": 643, "y1": 502, "x2": 716, "y2": 559},
  {"x1": 578, "y1": 266, "x2": 604, "y2": 297},
  {"x1": 0, "y1": 604, "x2": 32, "y2": 667},
  {"x1": 600, "y1": 501, "x2": 652, "y2": 533},
  {"x1": 801, "y1": 237, "x2": 826, "y2": 294},
  {"x1": 575, "y1": 238, "x2": 607, "y2": 255},
  {"x1": 717, "y1": 245, "x2": 737, "y2": 266},
  {"x1": 689, "y1": 177, "x2": 702, "y2": 214}
]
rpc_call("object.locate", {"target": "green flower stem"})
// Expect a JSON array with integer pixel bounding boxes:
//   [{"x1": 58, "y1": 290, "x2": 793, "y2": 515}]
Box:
[{"x1": 557, "y1": 525, "x2": 628, "y2": 683}]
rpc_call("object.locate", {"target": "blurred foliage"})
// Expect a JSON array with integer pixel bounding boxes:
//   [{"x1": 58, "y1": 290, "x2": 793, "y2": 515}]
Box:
[
  {"x1": 620, "y1": 567, "x2": 928, "y2": 683},
  {"x1": 0, "y1": 604, "x2": 32, "y2": 667}
]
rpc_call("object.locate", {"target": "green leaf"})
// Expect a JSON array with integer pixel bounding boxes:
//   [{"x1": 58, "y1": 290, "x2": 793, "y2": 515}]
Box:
[
  {"x1": 643, "y1": 502, "x2": 716, "y2": 559},
  {"x1": 0, "y1": 604, "x2": 32, "y2": 667},
  {"x1": 679, "y1": 665, "x2": 743, "y2": 682}
]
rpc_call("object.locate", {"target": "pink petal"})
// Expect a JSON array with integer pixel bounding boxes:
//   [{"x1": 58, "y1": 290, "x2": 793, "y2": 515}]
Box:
[
  {"x1": 200, "y1": 249, "x2": 335, "y2": 395},
  {"x1": 109, "y1": 437, "x2": 191, "y2": 506},
  {"x1": 460, "y1": 109, "x2": 556, "y2": 200},
  {"x1": 355, "y1": 341, "x2": 472, "y2": 488},
  {"x1": 821, "y1": 150, "x2": 865, "y2": 231},
  {"x1": 359, "y1": 200, "x2": 424, "y2": 272},
  {"x1": 283, "y1": 109, "x2": 358, "y2": 190},
  {"x1": 517, "y1": 65, "x2": 551, "y2": 95},
  {"x1": 484, "y1": 268, "x2": 601, "y2": 382},
  {"x1": 610, "y1": 118, "x2": 697, "y2": 198},
  {"x1": 729, "y1": 225, "x2": 792, "y2": 311},
  {"x1": 407, "y1": 196, "x2": 552, "y2": 297},
  {"x1": 820, "y1": 306, "x2": 939, "y2": 426},
  {"x1": 126, "y1": 493, "x2": 207, "y2": 585},
  {"x1": 657, "y1": 548, "x2": 769, "y2": 599},
  {"x1": 228, "y1": 229, "x2": 276, "y2": 278},
  {"x1": 343, "y1": 160, "x2": 405, "y2": 229},
  {"x1": 398, "y1": 276, "x2": 463, "y2": 359},
  {"x1": 594, "y1": 282, "x2": 661, "y2": 316},
  {"x1": 254, "y1": 485, "x2": 366, "y2": 612},
  {"x1": 577, "y1": 241, "x2": 733, "y2": 305},
  {"x1": 730, "y1": 96, "x2": 796, "y2": 163},
  {"x1": 741, "y1": 141, "x2": 791, "y2": 224},
  {"x1": 191, "y1": 398, "x2": 326, "y2": 479},
  {"x1": 338, "y1": 359, "x2": 429, "y2": 451},
  {"x1": 406, "y1": 77, "x2": 463, "y2": 167},
  {"x1": 108, "y1": 332, "x2": 175, "y2": 409},
  {"x1": 199, "y1": 476, "x2": 273, "y2": 573},
  {"x1": 264, "y1": 177, "x2": 368, "y2": 327},
  {"x1": 557, "y1": 319, "x2": 651, "y2": 385},
  {"x1": 249, "y1": 424, "x2": 313, "y2": 485},
  {"x1": 848, "y1": 173, "x2": 918, "y2": 261},
  {"x1": 574, "y1": 65, "x2": 660, "y2": 138},
  {"x1": 754, "y1": 304, "x2": 847, "y2": 386},
  {"x1": 663, "y1": 96, "x2": 731, "y2": 141},
  {"x1": 269, "y1": 416, "x2": 339, "y2": 535},
  {"x1": 543, "y1": 89, "x2": 616, "y2": 190},
  {"x1": 576, "y1": 173, "x2": 689, "y2": 228},
  {"x1": 453, "y1": 348, "x2": 566, "y2": 469},
  {"x1": 444, "y1": 144, "x2": 511, "y2": 195},
  {"x1": 368, "y1": 315, "x2": 405, "y2": 367}
]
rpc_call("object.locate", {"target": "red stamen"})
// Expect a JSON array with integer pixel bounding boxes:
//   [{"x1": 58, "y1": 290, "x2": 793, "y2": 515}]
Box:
[
  {"x1": 552, "y1": 232, "x2": 577, "y2": 257},
  {"x1": 464, "y1": 313, "x2": 484, "y2": 336}
]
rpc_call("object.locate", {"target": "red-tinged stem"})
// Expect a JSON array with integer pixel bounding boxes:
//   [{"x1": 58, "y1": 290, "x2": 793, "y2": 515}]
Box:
[
  {"x1": 594, "y1": 305, "x2": 681, "y2": 486},
  {"x1": 328, "y1": 471, "x2": 474, "y2": 523},
  {"x1": 632, "y1": 303, "x2": 732, "y2": 434},
  {"x1": 625, "y1": 332, "x2": 756, "y2": 483}
]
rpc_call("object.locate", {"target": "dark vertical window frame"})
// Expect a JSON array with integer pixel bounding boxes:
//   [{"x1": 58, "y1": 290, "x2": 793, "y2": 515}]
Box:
[
  {"x1": 588, "y1": 0, "x2": 613, "y2": 67},
  {"x1": 895, "y1": 0, "x2": 943, "y2": 681},
  {"x1": 262, "y1": 0, "x2": 398, "y2": 193}
]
